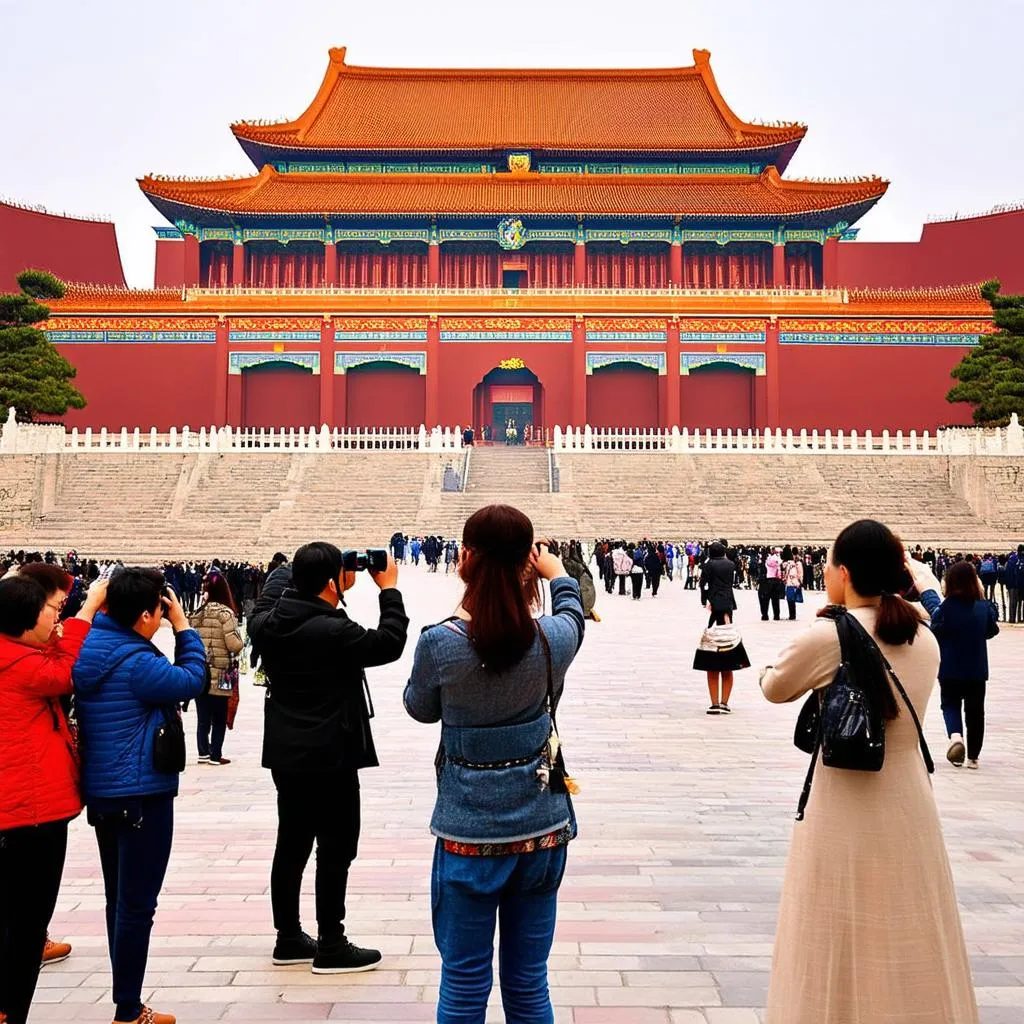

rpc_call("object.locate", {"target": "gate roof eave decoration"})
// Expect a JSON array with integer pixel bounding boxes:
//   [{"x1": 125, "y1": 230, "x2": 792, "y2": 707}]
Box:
[
  {"x1": 139, "y1": 166, "x2": 887, "y2": 225},
  {"x1": 229, "y1": 47, "x2": 806, "y2": 168}
]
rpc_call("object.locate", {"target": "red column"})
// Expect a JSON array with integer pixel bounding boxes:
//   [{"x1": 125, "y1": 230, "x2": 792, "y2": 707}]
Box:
[
  {"x1": 571, "y1": 317, "x2": 587, "y2": 426},
  {"x1": 428, "y1": 243, "x2": 440, "y2": 287},
  {"x1": 666, "y1": 318, "x2": 681, "y2": 428},
  {"x1": 325, "y1": 242, "x2": 338, "y2": 287},
  {"x1": 669, "y1": 242, "x2": 683, "y2": 287},
  {"x1": 574, "y1": 242, "x2": 587, "y2": 288},
  {"x1": 765, "y1": 318, "x2": 781, "y2": 429},
  {"x1": 231, "y1": 243, "x2": 245, "y2": 287},
  {"x1": 183, "y1": 234, "x2": 200, "y2": 286},
  {"x1": 426, "y1": 316, "x2": 440, "y2": 427},
  {"x1": 214, "y1": 318, "x2": 229, "y2": 425},
  {"x1": 772, "y1": 244, "x2": 786, "y2": 289},
  {"x1": 822, "y1": 237, "x2": 839, "y2": 288},
  {"x1": 319, "y1": 319, "x2": 334, "y2": 426}
]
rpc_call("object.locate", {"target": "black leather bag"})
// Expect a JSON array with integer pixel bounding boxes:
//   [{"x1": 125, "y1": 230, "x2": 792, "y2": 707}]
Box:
[
  {"x1": 794, "y1": 609, "x2": 933, "y2": 820},
  {"x1": 153, "y1": 705, "x2": 186, "y2": 774}
]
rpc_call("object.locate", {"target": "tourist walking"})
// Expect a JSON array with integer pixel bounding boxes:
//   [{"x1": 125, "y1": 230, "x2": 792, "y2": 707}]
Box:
[
  {"x1": 404, "y1": 505, "x2": 585, "y2": 1024},
  {"x1": 73, "y1": 569, "x2": 207, "y2": 1024},
  {"x1": 612, "y1": 542, "x2": 631, "y2": 596},
  {"x1": 697, "y1": 542, "x2": 748, "y2": 713},
  {"x1": 188, "y1": 572, "x2": 244, "y2": 766},
  {"x1": 914, "y1": 559, "x2": 998, "y2": 769},
  {"x1": 249, "y1": 542, "x2": 408, "y2": 974},
  {"x1": 645, "y1": 544, "x2": 663, "y2": 597},
  {"x1": 629, "y1": 544, "x2": 645, "y2": 600},
  {"x1": 1006, "y1": 544, "x2": 1023, "y2": 623},
  {"x1": 0, "y1": 573, "x2": 107, "y2": 1024},
  {"x1": 760, "y1": 519, "x2": 978, "y2": 1024}
]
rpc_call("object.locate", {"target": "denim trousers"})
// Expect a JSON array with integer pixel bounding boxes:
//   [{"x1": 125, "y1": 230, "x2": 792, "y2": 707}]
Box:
[
  {"x1": 431, "y1": 841, "x2": 567, "y2": 1024},
  {"x1": 0, "y1": 819, "x2": 69, "y2": 1024},
  {"x1": 195, "y1": 691, "x2": 229, "y2": 759},
  {"x1": 91, "y1": 793, "x2": 174, "y2": 1022}
]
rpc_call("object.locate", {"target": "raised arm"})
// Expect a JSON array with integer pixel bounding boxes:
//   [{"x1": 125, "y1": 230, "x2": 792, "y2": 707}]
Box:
[{"x1": 760, "y1": 617, "x2": 841, "y2": 704}]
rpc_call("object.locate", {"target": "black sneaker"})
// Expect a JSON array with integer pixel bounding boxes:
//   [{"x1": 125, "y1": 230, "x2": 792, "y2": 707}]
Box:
[
  {"x1": 312, "y1": 936, "x2": 382, "y2": 975},
  {"x1": 719, "y1": 704, "x2": 732, "y2": 715},
  {"x1": 272, "y1": 931, "x2": 316, "y2": 965},
  {"x1": 706, "y1": 705, "x2": 722, "y2": 715}
]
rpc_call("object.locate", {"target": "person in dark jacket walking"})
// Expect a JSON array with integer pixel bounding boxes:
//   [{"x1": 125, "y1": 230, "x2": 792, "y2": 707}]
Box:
[
  {"x1": 918, "y1": 560, "x2": 999, "y2": 769},
  {"x1": 73, "y1": 568, "x2": 207, "y2": 1024},
  {"x1": 644, "y1": 545, "x2": 663, "y2": 597},
  {"x1": 1006, "y1": 545, "x2": 1023, "y2": 624},
  {"x1": 248, "y1": 541, "x2": 409, "y2": 975}
]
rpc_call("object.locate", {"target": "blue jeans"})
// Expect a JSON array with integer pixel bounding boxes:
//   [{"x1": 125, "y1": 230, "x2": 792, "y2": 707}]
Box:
[
  {"x1": 431, "y1": 841, "x2": 567, "y2": 1024},
  {"x1": 90, "y1": 794, "x2": 174, "y2": 1022}
]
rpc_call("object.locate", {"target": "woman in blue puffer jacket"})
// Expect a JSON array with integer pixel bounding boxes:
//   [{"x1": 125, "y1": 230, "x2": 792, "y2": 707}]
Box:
[{"x1": 73, "y1": 568, "x2": 207, "y2": 1024}]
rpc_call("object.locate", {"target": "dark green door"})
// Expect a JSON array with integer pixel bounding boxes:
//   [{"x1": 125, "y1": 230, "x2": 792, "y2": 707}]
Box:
[{"x1": 493, "y1": 402, "x2": 533, "y2": 444}]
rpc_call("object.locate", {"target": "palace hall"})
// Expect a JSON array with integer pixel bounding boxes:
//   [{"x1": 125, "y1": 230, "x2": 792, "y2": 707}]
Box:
[{"x1": 26, "y1": 47, "x2": 1011, "y2": 435}]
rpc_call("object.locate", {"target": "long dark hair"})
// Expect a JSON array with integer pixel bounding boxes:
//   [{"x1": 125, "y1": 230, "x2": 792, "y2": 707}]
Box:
[
  {"x1": 944, "y1": 561, "x2": 982, "y2": 603},
  {"x1": 460, "y1": 504, "x2": 536, "y2": 673},
  {"x1": 826, "y1": 520, "x2": 919, "y2": 721},
  {"x1": 203, "y1": 572, "x2": 238, "y2": 615}
]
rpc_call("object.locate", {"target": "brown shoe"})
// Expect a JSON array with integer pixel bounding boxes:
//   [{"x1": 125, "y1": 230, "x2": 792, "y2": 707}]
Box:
[
  {"x1": 114, "y1": 1008, "x2": 176, "y2": 1024},
  {"x1": 41, "y1": 937, "x2": 72, "y2": 966}
]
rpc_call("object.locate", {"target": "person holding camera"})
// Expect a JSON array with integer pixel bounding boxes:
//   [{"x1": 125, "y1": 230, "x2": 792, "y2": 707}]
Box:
[
  {"x1": 248, "y1": 542, "x2": 408, "y2": 974},
  {"x1": 72, "y1": 569, "x2": 207, "y2": 1024},
  {"x1": 404, "y1": 505, "x2": 585, "y2": 1024},
  {"x1": 0, "y1": 573, "x2": 107, "y2": 1024}
]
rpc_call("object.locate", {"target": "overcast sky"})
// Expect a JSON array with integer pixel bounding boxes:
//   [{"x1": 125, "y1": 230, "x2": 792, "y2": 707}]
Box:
[{"x1": 3, "y1": 0, "x2": 1022, "y2": 287}]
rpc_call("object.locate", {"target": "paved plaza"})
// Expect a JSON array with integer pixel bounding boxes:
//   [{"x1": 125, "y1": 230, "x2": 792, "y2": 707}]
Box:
[{"x1": 32, "y1": 565, "x2": 1024, "y2": 1023}]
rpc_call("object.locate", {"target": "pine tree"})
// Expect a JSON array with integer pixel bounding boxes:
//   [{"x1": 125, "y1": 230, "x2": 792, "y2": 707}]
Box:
[
  {"x1": 0, "y1": 270, "x2": 86, "y2": 421},
  {"x1": 947, "y1": 280, "x2": 1024, "y2": 424}
]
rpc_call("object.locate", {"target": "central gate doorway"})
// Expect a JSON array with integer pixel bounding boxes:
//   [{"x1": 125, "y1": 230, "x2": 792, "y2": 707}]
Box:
[{"x1": 472, "y1": 366, "x2": 543, "y2": 443}]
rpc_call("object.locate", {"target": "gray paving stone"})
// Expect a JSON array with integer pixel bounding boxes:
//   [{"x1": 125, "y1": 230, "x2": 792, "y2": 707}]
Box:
[{"x1": 34, "y1": 577, "x2": 1024, "y2": 1021}]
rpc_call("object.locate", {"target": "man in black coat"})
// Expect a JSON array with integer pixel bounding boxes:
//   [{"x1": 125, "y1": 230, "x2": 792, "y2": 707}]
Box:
[{"x1": 248, "y1": 541, "x2": 408, "y2": 976}]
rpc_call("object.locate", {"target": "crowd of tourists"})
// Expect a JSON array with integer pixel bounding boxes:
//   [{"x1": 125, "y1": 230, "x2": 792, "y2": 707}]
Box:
[{"x1": 0, "y1": 520, "x2": 1012, "y2": 1024}]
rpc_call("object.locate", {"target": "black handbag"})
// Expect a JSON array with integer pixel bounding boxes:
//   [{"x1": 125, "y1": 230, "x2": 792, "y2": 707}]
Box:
[
  {"x1": 153, "y1": 704, "x2": 186, "y2": 774},
  {"x1": 794, "y1": 609, "x2": 933, "y2": 820}
]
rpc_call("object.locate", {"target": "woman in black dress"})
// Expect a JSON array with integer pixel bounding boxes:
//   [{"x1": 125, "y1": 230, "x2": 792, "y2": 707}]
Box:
[{"x1": 694, "y1": 542, "x2": 750, "y2": 714}]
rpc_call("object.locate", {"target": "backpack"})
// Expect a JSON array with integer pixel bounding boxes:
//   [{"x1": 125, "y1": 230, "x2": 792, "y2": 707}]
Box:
[
  {"x1": 980, "y1": 558, "x2": 995, "y2": 575},
  {"x1": 792, "y1": 608, "x2": 933, "y2": 820}
]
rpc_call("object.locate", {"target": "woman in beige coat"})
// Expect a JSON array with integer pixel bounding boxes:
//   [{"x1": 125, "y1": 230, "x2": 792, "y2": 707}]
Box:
[
  {"x1": 188, "y1": 573, "x2": 244, "y2": 766},
  {"x1": 760, "y1": 519, "x2": 978, "y2": 1024}
]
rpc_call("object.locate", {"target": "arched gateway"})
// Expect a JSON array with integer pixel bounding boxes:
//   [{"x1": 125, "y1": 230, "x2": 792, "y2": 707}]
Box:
[{"x1": 472, "y1": 366, "x2": 544, "y2": 443}]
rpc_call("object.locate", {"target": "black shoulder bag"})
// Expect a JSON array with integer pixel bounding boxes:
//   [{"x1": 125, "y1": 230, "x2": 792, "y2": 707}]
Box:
[
  {"x1": 153, "y1": 705, "x2": 186, "y2": 774},
  {"x1": 794, "y1": 608, "x2": 933, "y2": 821}
]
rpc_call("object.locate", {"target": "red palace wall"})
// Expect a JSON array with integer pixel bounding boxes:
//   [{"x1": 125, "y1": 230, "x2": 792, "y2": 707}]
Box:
[
  {"x1": 57, "y1": 344, "x2": 217, "y2": 431},
  {"x1": 836, "y1": 209, "x2": 1024, "y2": 293},
  {"x1": 242, "y1": 365, "x2": 319, "y2": 429},
  {"x1": 345, "y1": 367, "x2": 426, "y2": 428},
  {"x1": 586, "y1": 368, "x2": 660, "y2": 429},
  {"x1": 0, "y1": 201, "x2": 126, "y2": 292},
  {"x1": 154, "y1": 239, "x2": 186, "y2": 289},
  {"x1": 680, "y1": 367, "x2": 756, "y2": 431},
  {"x1": 775, "y1": 344, "x2": 975, "y2": 432}
]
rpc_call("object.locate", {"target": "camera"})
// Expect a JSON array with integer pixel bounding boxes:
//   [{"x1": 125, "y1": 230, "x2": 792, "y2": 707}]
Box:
[{"x1": 343, "y1": 549, "x2": 388, "y2": 573}]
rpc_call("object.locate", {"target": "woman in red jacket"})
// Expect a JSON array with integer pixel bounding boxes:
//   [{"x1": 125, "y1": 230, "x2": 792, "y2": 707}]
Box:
[{"x1": 0, "y1": 572, "x2": 106, "y2": 1024}]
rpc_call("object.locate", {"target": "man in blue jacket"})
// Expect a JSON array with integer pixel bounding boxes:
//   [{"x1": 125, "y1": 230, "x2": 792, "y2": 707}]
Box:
[{"x1": 73, "y1": 568, "x2": 206, "y2": 1024}]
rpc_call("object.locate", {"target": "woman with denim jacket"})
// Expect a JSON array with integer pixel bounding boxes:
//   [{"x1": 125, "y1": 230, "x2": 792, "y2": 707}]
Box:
[{"x1": 404, "y1": 504, "x2": 585, "y2": 1024}]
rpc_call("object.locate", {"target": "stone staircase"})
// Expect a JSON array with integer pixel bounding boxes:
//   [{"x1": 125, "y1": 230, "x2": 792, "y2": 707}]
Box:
[{"x1": 1, "y1": 450, "x2": 1021, "y2": 561}]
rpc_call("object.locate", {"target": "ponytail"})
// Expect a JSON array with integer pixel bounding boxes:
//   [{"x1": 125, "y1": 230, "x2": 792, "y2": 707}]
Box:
[{"x1": 875, "y1": 591, "x2": 921, "y2": 648}]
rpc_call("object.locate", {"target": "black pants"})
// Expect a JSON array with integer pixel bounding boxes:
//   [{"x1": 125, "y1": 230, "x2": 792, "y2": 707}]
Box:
[
  {"x1": 93, "y1": 794, "x2": 174, "y2": 1022},
  {"x1": 630, "y1": 573, "x2": 643, "y2": 599},
  {"x1": 940, "y1": 678, "x2": 986, "y2": 761},
  {"x1": 650, "y1": 571, "x2": 661, "y2": 597},
  {"x1": 759, "y1": 583, "x2": 781, "y2": 620},
  {"x1": 195, "y1": 691, "x2": 229, "y2": 760},
  {"x1": 617, "y1": 574, "x2": 626, "y2": 595},
  {"x1": 1010, "y1": 587, "x2": 1020, "y2": 624},
  {"x1": 271, "y1": 769, "x2": 360, "y2": 945},
  {"x1": 0, "y1": 819, "x2": 69, "y2": 1024}
]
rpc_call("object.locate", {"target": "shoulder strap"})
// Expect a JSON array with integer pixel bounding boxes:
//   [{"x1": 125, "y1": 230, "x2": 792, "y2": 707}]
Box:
[{"x1": 846, "y1": 614, "x2": 934, "y2": 775}]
